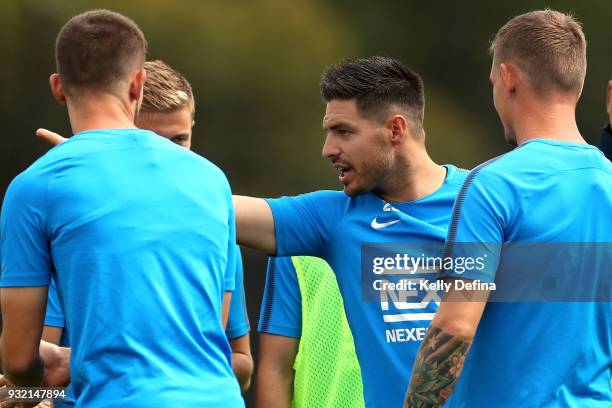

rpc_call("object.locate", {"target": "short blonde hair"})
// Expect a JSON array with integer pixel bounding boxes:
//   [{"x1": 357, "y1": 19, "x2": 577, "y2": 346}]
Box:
[
  {"x1": 490, "y1": 9, "x2": 586, "y2": 96},
  {"x1": 141, "y1": 60, "x2": 195, "y2": 116}
]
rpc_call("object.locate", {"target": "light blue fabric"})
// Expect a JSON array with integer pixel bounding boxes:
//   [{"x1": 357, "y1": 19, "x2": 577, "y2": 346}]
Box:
[
  {"x1": 1, "y1": 128, "x2": 243, "y2": 407},
  {"x1": 258, "y1": 256, "x2": 302, "y2": 338},
  {"x1": 226, "y1": 248, "x2": 250, "y2": 340},
  {"x1": 442, "y1": 139, "x2": 612, "y2": 407},
  {"x1": 266, "y1": 165, "x2": 467, "y2": 408}
]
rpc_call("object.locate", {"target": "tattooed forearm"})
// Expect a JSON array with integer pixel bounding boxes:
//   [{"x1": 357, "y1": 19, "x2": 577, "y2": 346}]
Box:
[{"x1": 403, "y1": 326, "x2": 471, "y2": 408}]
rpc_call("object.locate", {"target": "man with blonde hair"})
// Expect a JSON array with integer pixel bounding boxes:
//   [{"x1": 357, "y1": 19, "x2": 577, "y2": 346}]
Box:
[{"x1": 405, "y1": 9, "x2": 611, "y2": 407}]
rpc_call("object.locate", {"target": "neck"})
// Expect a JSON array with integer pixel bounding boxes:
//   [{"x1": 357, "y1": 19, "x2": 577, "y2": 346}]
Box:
[
  {"x1": 66, "y1": 93, "x2": 137, "y2": 135},
  {"x1": 512, "y1": 98, "x2": 584, "y2": 146},
  {"x1": 378, "y1": 146, "x2": 447, "y2": 203}
]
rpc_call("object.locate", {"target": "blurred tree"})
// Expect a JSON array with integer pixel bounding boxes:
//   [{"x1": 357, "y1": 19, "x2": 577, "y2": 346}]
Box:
[{"x1": 1, "y1": 2, "x2": 610, "y2": 407}]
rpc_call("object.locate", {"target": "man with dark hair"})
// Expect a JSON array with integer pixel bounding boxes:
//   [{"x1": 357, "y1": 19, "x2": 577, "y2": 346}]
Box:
[
  {"x1": 599, "y1": 77, "x2": 612, "y2": 159},
  {"x1": 405, "y1": 10, "x2": 611, "y2": 407},
  {"x1": 36, "y1": 60, "x2": 252, "y2": 407},
  {"x1": 0, "y1": 10, "x2": 243, "y2": 407},
  {"x1": 234, "y1": 56, "x2": 468, "y2": 408}
]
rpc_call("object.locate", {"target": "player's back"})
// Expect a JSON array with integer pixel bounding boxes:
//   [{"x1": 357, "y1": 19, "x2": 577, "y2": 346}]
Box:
[
  {"x1": 448, "y1": 139, "x2": 612, "y2": 407},
  {"x1": 22, "y1": 129, "x2": 243, "y2": 407}
]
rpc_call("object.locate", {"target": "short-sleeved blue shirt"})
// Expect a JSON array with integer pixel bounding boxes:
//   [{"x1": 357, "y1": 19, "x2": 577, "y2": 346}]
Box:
[
  {"x1": 258, "y1": 256, "x2": 302, "y2": 338},
  {"x1": 1, "y1": 129, "x2": 243, "y2": 407},
  {"x1": 441, "y1": 139, "x2": 612, "y2": 407},
  {"x1": 225, "y1": 249, "x2": 250, "y2": 340},
  {"x1": 265, "y1": 165, "x2": 467, "y2": 408},
  {"x1": 44, "y1": 279, "x2": 74, "y2": 408},
  {"x1": 44, "y1": 248, "x2": 246, "y2": 408}
]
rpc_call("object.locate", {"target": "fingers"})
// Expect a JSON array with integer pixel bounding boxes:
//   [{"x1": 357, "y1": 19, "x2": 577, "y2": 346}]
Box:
[{"x1": 35, "y1": 129, "x2": 67, "y2": 146}]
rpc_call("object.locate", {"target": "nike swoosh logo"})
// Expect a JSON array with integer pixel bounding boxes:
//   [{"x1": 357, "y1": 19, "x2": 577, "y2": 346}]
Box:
[{"x1": 371, "y1": 218, "x2": 400, "y2": 229}]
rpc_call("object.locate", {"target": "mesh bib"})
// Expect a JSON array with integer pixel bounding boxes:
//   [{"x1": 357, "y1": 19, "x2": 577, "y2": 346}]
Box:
[{"x1": 291, "y1": 256, "x2": 365, "y2": 408}]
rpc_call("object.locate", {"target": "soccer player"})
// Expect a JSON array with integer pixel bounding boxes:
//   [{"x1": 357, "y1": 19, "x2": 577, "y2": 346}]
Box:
[
  {"x1": 256, "y1": 256, "x2": 364, "y2": 407},
  {"x1": 235, "y1": 56, "x2": 469, "y2": 408},
  {"x1": 39, "y1": 60, "x2": 253, "y2": 407},
  {"x1": 404, "y1": 10, "x2": 612, "y2": 407},
  {"x1": 34, "y1": 56, "x2": 467, "y2": 407},
  {"x1": 599, "y1": 76, "x2": 612, "y2": 159},
  {"x1": 0, "y1": 10, "x2": 243, "y2": 408}
]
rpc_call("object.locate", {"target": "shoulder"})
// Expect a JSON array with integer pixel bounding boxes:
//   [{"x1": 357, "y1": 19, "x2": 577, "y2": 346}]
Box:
[
  {"x1": 443, "y1": 164, "x2": 470, "y2": 187},
  {"x1": 190, "y1": 153, "x2": 230, "y2": 186},
  {"x1": 269, "y1": 189, "x2": 350, "y2": 210},
  {"x1": 296, "y1": 189, "x2": 348, "y2": 202},
  {"x1": 4, "y1": 159, "x2": 54, "y2": 205},
  {"x1": 460, "y1": 150, "x2": 519, "y2": 190}
]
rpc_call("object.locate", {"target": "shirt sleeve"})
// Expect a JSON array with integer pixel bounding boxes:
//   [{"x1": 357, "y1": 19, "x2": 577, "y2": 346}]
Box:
[
  {"x1": 439, "y1": 167, "x2": 510, "y2": 283},
  {"x1": 258, "y1": 256, "x2": 302, "y2": 338},
  {"x1": 0, "y1": 172, "x2": 53, "y2": 287},
  {"x1": 225, "y1": 248, "x2": 250, "y2": 340},
  {"x1": 44, "y1": 278, "x2": 65, "y2": 328},
  {"x1": 266, "y1": 190, "x2": 346, "y2": 258}
]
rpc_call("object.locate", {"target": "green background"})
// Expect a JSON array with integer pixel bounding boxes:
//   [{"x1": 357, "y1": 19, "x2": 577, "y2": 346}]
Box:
[{"x1": 0, "y1": 1, "x2": 609, "y2": 405}]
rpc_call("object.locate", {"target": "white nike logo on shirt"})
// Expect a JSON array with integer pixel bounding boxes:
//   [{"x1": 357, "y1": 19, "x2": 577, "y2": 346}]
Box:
[{"x1": 371, "y1": 218, "x2": 400, "y2": 229}]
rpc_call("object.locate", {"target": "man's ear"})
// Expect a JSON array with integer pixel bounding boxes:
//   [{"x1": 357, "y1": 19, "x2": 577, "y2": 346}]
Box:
[
  {"x1": 499, "y1": 63, "x2": 518, "y2": 98},
  {"x1": 606, "y1": 80, "x2": 612, "y2": 120},
  {"x1": 388, "y1": 114, "x2": 408, "y2": 145},
  {"x1": 49, "y1": 73, "x2": 66, "y2": 106},
  {"x1": 129, "y1": 68, "x2": 146, "y2": 106}
]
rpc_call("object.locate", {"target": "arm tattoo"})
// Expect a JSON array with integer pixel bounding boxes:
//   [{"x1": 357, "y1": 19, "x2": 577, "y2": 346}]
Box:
[{"x1": 403, "y1": 326, "x2": 471, "y2": 408}]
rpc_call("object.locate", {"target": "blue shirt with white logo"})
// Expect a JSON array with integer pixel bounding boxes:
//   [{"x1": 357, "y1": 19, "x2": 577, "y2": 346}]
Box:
[
  {"x1": 1, "y1": 128, "x2": 243, "y2": 408},
  {"x1": 265, "y1": 165, "x2": 467, "y2": 408},
  {"x1": 441, "y1": 139, "x2": 612, "y2": 407}
]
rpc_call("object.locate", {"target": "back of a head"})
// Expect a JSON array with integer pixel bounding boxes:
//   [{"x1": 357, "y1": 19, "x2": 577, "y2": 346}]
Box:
[
  {"x1": 490, "y1": 9, "x2": 586, "y2": 98},
  {"x1": 142, "y1": 60, "x2": 195, "y2": 117},
  {"x1": 55, "y1": 9, "x2": 147, "y2": 97},
  {"x1": 320, "y1": 56, "x2": 425, "y2": 134}
]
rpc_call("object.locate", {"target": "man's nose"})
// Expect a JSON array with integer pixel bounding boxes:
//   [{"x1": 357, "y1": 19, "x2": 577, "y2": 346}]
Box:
[{"x1": 322, "y1": 135, "x2": 340, "y2": 159}]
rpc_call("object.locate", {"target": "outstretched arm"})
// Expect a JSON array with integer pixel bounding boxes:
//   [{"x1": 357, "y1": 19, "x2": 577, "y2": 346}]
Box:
[
  {"x1": 36, "y1": 129, "x2": 279, "y2": 254},
  {"x1": 233, "y1": 195, "x2": 276, "y2": 254}
]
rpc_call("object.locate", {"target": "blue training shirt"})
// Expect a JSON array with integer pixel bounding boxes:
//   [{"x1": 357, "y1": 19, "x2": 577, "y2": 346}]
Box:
[
  {"x1": 45, "y1": 279, "x2": 69, "y2": 347},
  {"x1": 226, "y1": 249, "x2": 250, "y2": 340},
  {"x1": 44, "y1": 279, "x2": 73, "y2": 408},
  {"x1": 0, "y1": 128, "x2": 243, "y2": 408},
  {"x1": 258, "y1": 256, "x2": 302, "y2": 339},
  {"x1": 265, "y1": 164, "x2": 467, "y2": 408},
  {"x1": 441, "y1": 139, "x2": 612, "y2": 407},
  {"x1": 44, "y1": 247, "x2": 245, "y2": 408}
]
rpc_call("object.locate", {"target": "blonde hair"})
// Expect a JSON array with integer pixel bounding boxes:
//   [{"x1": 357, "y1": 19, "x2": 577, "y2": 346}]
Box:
[
  {"x1": 141, "y1": 60, "x2": 195, "y2": 116},
  {"x1": 490, "y1": 9, "x2": 586, "y2": 96}
]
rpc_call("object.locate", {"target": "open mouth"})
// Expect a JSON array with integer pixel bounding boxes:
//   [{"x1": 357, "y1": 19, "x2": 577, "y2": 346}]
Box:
[{"x1": 334, "y1": 164, "x2": 352, "y2": 183}]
